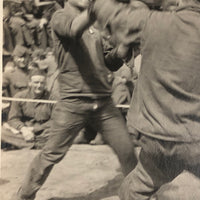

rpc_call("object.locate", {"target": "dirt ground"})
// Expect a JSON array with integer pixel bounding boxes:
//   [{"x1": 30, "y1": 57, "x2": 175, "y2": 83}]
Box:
[{"x1": 1, "y1": 145, "x2": 200, "y2": 200}]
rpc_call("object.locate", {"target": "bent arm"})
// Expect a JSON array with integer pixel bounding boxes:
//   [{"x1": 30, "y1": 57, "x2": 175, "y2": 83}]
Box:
[
  {"x1": 51, "y1": 8, "x2": 94, "y2": 39},
  {"x1": 8, "y1": 100, "x2": 24, "y2": 130},
  {"x1": 93, "y1": 0, "x2": 150, "y2": 46}
]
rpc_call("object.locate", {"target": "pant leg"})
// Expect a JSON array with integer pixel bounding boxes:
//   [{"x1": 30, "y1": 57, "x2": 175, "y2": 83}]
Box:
[
  {"x1": 17, "y1": 102, "x2": 86, "y2": 200},
  {"x1": 151, "y1": 141, "x2": 200, "y2": 200},
  {"x1": 119, "y1": 149, "x2": 172, "y2": 200},
  {"x1": 178, "y1": 141, "x2": 200, "y2": 180},
  {"x1": 119, "y1": 135, "x2": 187, "y2": 200},
  {"x1": 92, "y1": 99, "x2": 137, "y2": 176},
  {"x1": 34, "y1": 129, "x2": 50, "y2": 149}
]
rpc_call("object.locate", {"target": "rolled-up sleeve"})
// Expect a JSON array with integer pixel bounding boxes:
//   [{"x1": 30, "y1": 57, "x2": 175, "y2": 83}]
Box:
[{"x1": 110, "y1": 8, "x2": 150, "y2": 46}]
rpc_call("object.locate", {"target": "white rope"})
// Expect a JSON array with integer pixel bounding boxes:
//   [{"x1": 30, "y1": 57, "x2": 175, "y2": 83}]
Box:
[
  {"x1": 2, "y1": 97, "x2": 57, "y2": 104},
  {"x1": 116, "y1": 104, "x2": 130, "y2": 108},
  {"x1": 2, "y1": 97, "x2": 130, "y2": 108}
]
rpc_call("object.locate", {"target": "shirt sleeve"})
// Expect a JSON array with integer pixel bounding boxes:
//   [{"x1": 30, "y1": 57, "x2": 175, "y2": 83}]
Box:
[
  {"x1": 33, "y1": 120, "x2": 52, "y2": 133},
  {"x1": 51, "y1": 9, "x2": 74, "y2": 37},
  {"x1": 3, "y1": 72, "x2": 10, "y2": 89},
  {"x1": 8, "y1": 94, "x2": 24, "y2": 130},
  {"x1": 109, "y1": 8, "x2": 150, "y2": 46},
  {"x1": 2, "y1": 72, "x2": 11, "y2": 96}
]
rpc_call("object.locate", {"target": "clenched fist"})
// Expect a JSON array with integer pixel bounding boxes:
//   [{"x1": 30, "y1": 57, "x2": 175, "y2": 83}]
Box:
[{"x1": 21, "y1": 127, "x2": 35, "y2": 142}]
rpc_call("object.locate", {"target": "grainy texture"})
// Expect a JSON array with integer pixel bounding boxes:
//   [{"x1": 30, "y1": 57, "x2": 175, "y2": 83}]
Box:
[{"x1": 1, "y1": 145, "x2": 200, "y2": 200}]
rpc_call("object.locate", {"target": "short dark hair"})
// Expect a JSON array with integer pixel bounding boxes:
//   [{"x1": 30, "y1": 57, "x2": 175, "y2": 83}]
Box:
[
  {"x1": 28, "y1": 68, "x2": 46, "y2": 80},
  {"x1": 29, "y1": 62, "x2": 39, "y2": 69}
]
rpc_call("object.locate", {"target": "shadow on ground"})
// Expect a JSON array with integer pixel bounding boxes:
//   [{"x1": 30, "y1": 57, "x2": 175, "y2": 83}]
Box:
[{"x1": 48, "y1": 174, "x2": 123, "y2": 200}]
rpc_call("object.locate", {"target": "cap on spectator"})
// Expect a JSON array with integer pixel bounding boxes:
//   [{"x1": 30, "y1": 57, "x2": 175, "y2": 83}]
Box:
[
  {"x1": 28, "y1": 61, "x2": 40, "y2": 70},
  {"x1": 12, "y1": 45, "x2": 30, "y2": 57},
  {"x1": 31, "y1": 49, "x2": 46, "y2": 60},
  {"x1": 37, "y1": 60, "x2": 49, "y2": 70},
  {"x1": 29, "y1": 68, "x2": 46, "y2": 79}
]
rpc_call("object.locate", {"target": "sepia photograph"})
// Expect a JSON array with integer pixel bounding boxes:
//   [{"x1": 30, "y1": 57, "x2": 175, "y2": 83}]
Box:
[{"x1": 1, "y1": 0, "x2": 200, "y2": 199}]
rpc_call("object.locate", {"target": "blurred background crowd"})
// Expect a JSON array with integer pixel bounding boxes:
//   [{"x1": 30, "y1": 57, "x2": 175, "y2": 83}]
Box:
[{"x1": 2, "y1": 0, "x2": 142, "y2": 150}]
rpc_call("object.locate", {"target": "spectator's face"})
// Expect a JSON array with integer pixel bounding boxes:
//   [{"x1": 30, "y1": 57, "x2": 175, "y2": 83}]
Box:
[
  {"x1": 14, "y1": 56, "x2": 27, "y2": 69},
  {"x1": 29, "y1": 75, "x2": 46, "y2": 96}
]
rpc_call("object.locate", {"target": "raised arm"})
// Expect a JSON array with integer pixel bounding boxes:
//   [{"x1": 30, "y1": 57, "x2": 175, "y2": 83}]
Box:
[
  {"x1": 51, "y1": 5, "x2": 94, "y2": 39},
  {"x1": 92, "y1": 0, "x2": 150, "y2": 48}
]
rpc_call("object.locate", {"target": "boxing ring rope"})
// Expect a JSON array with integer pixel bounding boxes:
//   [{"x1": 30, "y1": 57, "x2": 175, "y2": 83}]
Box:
[{"x1": 2, "y1": 97, "x2": 130, "y2": 108}]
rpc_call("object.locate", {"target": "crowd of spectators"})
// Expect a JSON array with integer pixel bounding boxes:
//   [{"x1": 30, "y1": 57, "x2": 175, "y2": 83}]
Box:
[{"x1": 2, "y1": 0, "x2": 139, "y2": 150}]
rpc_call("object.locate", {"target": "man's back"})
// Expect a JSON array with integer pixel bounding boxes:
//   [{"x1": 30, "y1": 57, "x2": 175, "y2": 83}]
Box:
[{"x1": 127, "y1": 6, "x2": 200, "y2": 142}]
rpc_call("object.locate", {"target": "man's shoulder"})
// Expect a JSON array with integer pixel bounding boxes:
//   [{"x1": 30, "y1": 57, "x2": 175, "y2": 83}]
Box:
[
  {"x1": 51, "y1": 3, "x2": 77, "y2": 21},
  {"x1": 14, "y1": 89, "x2": 29, "y2": 99},
  {"x1": 3, "y1": 67, "x2": 17, "y2": 75},
  {"x1": 52, "y1": 7, "x2": 65, "y2": 18},
  {"x1": 3, "y1": 68, "x2": 18, "y2": 79},
  {"x1": 148, "y1": 10, "x2": 176, "y2": 26},
  {"x1": 143, "y1": 10, "x2": 175, "y2": 35},
  {"x1": 52, "y1": 4, "x2": 73, "y2": 19},
  {"x1": 13, "y1": 68, "x2": 28, "y2": 75},
  {"x1": 3, "y1": 71, "x2": 12, "y2": 79}
]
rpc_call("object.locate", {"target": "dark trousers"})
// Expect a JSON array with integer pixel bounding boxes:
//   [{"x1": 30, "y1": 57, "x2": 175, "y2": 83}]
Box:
[
  {"x1": 119, "y1": 133, "x2": 200, "y2": 200},
  {"x1": 18, "y1": 98, "x2": 136, "y2": 200}
]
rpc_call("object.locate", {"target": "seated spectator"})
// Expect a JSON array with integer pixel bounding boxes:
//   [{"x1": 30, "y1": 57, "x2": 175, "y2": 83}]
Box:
[
  {"x1": 3, "y1": 45, "x2": 31, "y2": 97},
  {"x1": 21, "y1": 0, "x2": 47, "y2": 49},
  {"x1": 38, "y1": 50, "x2": 60, "y2": 99},
  {"x1": 3, "y1": 0, "x2": 14, "y2": 68},
  {"x1": 21, "y1": 0, "x2": 61, "y2": 49},
  {"x1": 31, "y1": 48, "x2": 60, "y2": 99},
  {"x1": 8, "y1": 0, "x2": 35, "y2": 49},
  {"x1": 2, "y1": 68, "x2": 53, "y2": 149},
  {"x1": 33, "y1": 0, "x2": 59, "y2": 49}
]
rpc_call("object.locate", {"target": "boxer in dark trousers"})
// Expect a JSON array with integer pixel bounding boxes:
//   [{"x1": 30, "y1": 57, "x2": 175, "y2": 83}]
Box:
[{"x1": 12, "y1": 1, "x2": 137, "y2": 199}]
